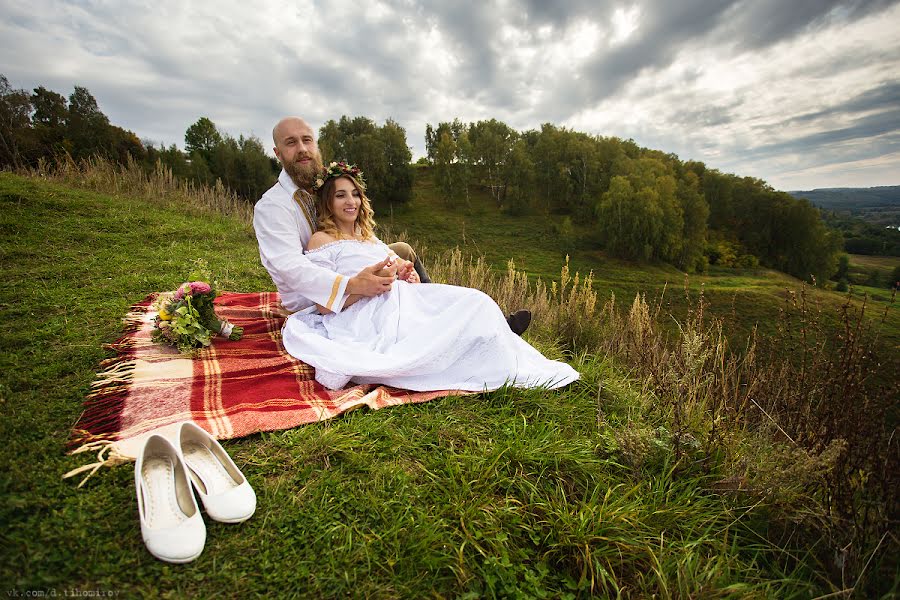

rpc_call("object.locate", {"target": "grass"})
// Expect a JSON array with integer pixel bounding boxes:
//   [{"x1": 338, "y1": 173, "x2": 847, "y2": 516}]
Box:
[
  {"x1": 2, "y1": 167, "x2": 896, "y2": 597},
  {"x1": 387, "y1": 173, "x2": 899, "y2": 379}
]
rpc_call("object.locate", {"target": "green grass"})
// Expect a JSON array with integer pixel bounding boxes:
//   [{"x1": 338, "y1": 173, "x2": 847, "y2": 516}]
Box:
[{"x1": 0, "y1": 171, "x2": 882, "y2": 597}]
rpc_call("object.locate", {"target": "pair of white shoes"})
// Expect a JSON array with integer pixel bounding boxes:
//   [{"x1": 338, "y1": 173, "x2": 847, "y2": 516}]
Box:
[{"x1": 134, "y1": 421, "x2": 256, "y2": 563}]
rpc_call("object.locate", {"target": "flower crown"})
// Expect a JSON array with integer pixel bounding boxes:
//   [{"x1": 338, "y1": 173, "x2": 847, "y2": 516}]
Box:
[{"x1": 312, "y1": 161, "x2": 366, "y2": 193}]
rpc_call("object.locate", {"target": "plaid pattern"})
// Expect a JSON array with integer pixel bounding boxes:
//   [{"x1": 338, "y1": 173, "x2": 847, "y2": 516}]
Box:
[{"x1": 71, "y1": 292, "x2": 459, "y2": 449}]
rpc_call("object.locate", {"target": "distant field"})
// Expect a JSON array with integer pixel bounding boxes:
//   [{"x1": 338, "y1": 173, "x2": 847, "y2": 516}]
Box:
[{"x1": 850, "y1": 253, "x2": 900, "y2": 271}]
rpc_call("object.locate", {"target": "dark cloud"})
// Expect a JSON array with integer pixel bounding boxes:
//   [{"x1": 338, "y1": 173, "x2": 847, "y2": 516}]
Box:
[
  {"x1": 720, "y1": 0, "x2": 900, "y2": 49},
  {"x1": 585, "y1": 1, "x2": 737, "y2": 93},
  {"x1": 512, "y1": 0, "x2": 613, "y2": 28},
  {"x1": 746, "y1": 107, "x2": 900, "y2": 160}
]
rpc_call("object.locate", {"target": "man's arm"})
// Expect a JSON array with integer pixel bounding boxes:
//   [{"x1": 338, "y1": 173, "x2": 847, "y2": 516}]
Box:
[{"x1": 254, "y1": 201, "x2": 394, "y2": 311}]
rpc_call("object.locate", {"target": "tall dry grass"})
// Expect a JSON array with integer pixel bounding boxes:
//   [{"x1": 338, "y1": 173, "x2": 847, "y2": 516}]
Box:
[
  {"x1": 21, "y1": 154, "x2": 254, "y2": 225},
  {"x1": 433, "y1": 247, "x2": 898, "y2": 592}
]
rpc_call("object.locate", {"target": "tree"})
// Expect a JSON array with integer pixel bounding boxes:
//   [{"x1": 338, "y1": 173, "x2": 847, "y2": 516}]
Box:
[
  {"x1": 185, "y1": 117, "x2": 222, "y2": 162},
  {"x1": 503, "y1": 138, "x2": 535, "y2": 215},
  {"x1": 319, "y1": 116, "x2": 413, "y2": 204},
  {"x1": 433, "y1": 131, "x2": 457, "y2": 205},
  {"x1": 379, "y1": 118, "x2": 413, "y2": 204},
  {"x1": 0, "y1": 75, "x2": 33, "y2": 166},
  {"x1": 31, "y1": 86, "x2": 68, "y2": 155},
  {"x1": 835, "y1": 254, "x2": 850, "y2": 281},
  {"x1": 31, "y1": 86, "x2": 67, "y2": 129},
  {"x1": 595, "y1": 157, "x2": 684, "y2": 262},
  {"x1": 468, "y1": 119, "x2": 517, "y2": 206},
  {"x1": 67, "y1": 85, "x2": 111, "y2": 160},
  {"x1": 676, "y1": 171, "x2": 710, "y2": 272},
  {"x1": 425, "y1": 119, "x2": 474, "y2": 205}
]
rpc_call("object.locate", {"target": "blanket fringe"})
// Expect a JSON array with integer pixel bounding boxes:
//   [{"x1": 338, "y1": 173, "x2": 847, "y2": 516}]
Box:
[{"x1": 63, "y1": 440, "x2": 131, "y2": 488}]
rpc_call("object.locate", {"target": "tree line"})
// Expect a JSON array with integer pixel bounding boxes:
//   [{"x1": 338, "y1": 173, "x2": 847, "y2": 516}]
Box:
[
  {"x1": 1, "y1": 74, "x2": 845, "y2": 282},
  {"x1": 0, "y1": 75, "x2": 279, "y2": 202},
  {"x1": 424, "y1": 119, "x2": 842, "y2": 281}
]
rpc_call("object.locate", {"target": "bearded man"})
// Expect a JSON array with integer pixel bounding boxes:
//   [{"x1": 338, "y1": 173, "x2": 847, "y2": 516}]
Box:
[{"x1": 253, "y1": 116, "x2": 531, "y2": 333}]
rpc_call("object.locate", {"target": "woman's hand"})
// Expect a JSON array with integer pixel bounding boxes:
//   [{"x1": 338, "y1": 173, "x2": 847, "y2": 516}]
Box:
[{"x1": 395, "y1": 259, "x2": 417, "y2": 282}]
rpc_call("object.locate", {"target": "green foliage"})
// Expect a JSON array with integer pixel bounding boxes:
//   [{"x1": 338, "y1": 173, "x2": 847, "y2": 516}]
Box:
[
  {"x1": 835, "y1": 254, "x2": 850, "y2": 280},
  {"x1": 596, "y1": 157, "x2": 685, "y2": 263},
  {"x1": 184, "y1": 116, "x2": 222, "y2": 160},
  {"x1": 502, "y1": 138, "x2": 535, "y2": 215},
  {"x1": 319, "y1": 115, "x2": 413, "y2": 205},
  {"x1": 822, "y1": 209, "x2": 900, "y2": 256},
  {"x1": 0, "y1": 75, "x2": 41, "y2": 166}
]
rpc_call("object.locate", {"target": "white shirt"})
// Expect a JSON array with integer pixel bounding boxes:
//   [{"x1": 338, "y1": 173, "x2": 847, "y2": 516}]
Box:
[{"x1": 253, "y1": 169, "x2": 350, "y2": 313}]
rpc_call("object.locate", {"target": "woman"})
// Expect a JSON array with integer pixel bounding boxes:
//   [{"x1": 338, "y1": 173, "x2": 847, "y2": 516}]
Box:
[{"x1": 280, "y1": 162, "x2": 579, "y2": 392}]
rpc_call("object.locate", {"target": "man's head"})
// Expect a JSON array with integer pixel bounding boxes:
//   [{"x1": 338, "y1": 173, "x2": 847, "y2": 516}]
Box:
[{"x1": 272, "y1": 117, "x2": 323, "y2": 190}]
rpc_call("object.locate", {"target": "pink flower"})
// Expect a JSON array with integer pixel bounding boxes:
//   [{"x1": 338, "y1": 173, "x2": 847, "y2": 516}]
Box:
[{"x1": 189, "y1": 281, "x2": 212, "y2": 295}]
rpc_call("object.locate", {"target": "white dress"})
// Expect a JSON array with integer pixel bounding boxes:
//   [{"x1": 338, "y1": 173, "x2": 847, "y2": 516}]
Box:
[{"x1": 281, "y1": 238, "x2": 580, "y2": 392}]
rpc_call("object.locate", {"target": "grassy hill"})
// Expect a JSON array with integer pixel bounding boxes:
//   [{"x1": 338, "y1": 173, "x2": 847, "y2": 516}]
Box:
[
  {"x1": 1, "y1": 168, "x2": 896, "y2": 597},
  {"x1": 388, "y1": 168, "x2": 899, "y2": 375}
]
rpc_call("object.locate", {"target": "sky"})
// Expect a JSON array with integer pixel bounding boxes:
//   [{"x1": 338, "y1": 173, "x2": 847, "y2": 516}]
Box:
[{"x1": 2, "y1": 0, "x2": 899, "y2": 191}]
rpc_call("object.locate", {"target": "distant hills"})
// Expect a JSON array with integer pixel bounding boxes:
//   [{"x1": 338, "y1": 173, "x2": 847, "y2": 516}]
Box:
[{"x1": 789, "y1": 186, "x2": 900, "y2": 227}]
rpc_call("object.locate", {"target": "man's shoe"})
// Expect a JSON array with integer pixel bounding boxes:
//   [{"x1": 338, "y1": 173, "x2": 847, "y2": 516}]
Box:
[{"x1": 507, "y1": 309, "x2": 532, "y2": 336}]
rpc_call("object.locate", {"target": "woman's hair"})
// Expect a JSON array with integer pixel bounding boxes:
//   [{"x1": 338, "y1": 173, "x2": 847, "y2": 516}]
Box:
[{"x1": 316, "y1": 174, "x2": 377, "y2": 240}]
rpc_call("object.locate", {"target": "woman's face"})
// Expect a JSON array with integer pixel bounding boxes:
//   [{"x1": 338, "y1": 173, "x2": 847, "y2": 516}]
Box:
[{"x1": 331, "y1": 176, "x2": 361, "y2": 228}]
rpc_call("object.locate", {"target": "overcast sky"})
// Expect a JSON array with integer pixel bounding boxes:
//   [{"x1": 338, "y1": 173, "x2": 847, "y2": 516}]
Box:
[{"x1": 2, "y1": 0, "x2": 899, "y2": 190}]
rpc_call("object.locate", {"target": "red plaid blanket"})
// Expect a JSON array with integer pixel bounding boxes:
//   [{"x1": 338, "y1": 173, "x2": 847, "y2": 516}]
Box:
[{"x1": 71, "y1": 292, "x2": 459, "y2": 452}]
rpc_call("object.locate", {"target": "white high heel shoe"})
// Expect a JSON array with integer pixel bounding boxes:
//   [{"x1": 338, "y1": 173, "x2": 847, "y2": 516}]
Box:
[
  {"x1": 178, "y1": 422, "x2": 256, "y2": 524},
  {"x1": 135, "y1": 434, "x2": 206, "y2": 563}
]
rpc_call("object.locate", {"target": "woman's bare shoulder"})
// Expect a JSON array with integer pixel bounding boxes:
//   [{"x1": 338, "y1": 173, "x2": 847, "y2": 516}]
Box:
[{"x1": 307, "y1": 231, "x2": 337, "y2": 251}]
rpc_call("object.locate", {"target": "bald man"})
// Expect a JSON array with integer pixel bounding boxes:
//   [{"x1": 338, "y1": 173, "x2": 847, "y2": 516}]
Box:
[{"x1": 253, "y1": 117, "x2": 531, "y2": 333}]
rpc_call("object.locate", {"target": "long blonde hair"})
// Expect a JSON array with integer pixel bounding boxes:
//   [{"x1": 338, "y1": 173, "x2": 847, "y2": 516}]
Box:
[{"x1": 316, "y1": 175, "x2": 376, "y2": 240}]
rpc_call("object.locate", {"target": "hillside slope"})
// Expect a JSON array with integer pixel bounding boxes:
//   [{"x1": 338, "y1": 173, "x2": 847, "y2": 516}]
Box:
[
  {"x1": 383, "y1": 170, "x2": 899, "y2": 371},
  {"x1": 3, "y1": 170, "x2": 875, "y2": 597}
]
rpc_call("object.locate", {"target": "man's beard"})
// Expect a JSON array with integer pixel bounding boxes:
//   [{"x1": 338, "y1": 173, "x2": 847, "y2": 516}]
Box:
[{"x1": 284, "y1": 153, "x2": 324, "y2": 191}]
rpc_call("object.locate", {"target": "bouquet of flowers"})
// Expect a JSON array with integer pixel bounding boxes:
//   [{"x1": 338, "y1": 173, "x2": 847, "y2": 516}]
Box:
[{"x1": 152, "y1": 281, "x2": 243, "y2": 354}]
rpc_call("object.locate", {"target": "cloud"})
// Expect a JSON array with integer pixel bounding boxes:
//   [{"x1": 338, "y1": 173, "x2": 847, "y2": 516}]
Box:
[{"x1": 1, "y1": 0, "x2": 899, "y2": 189}]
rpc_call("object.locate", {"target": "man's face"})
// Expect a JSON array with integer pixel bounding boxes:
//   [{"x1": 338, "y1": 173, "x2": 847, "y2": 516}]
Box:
[{"x1": 274, "y1": 119, "x2": 323, "y2": 189}]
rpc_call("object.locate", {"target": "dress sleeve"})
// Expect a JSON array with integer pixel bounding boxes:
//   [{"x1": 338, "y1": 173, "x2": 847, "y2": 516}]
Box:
[{"x1": 253, "y1": 202, "x2": 349, "y2": 313}]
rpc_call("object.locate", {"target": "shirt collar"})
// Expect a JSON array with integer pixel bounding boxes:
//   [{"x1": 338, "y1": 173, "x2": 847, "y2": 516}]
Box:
[{"x1": 278, "y1": 169, "x2": 299, "y2": 196}]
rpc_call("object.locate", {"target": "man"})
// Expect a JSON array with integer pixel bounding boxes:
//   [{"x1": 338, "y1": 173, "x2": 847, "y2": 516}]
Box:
[{"x1": 253, "y1": 116, "x2": 531, "y2": 333}]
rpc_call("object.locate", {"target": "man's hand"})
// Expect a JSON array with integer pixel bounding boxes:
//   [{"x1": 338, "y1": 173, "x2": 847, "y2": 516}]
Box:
[{"x1": 347, "y1": 257, "x2": 395, "y2": 297}]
